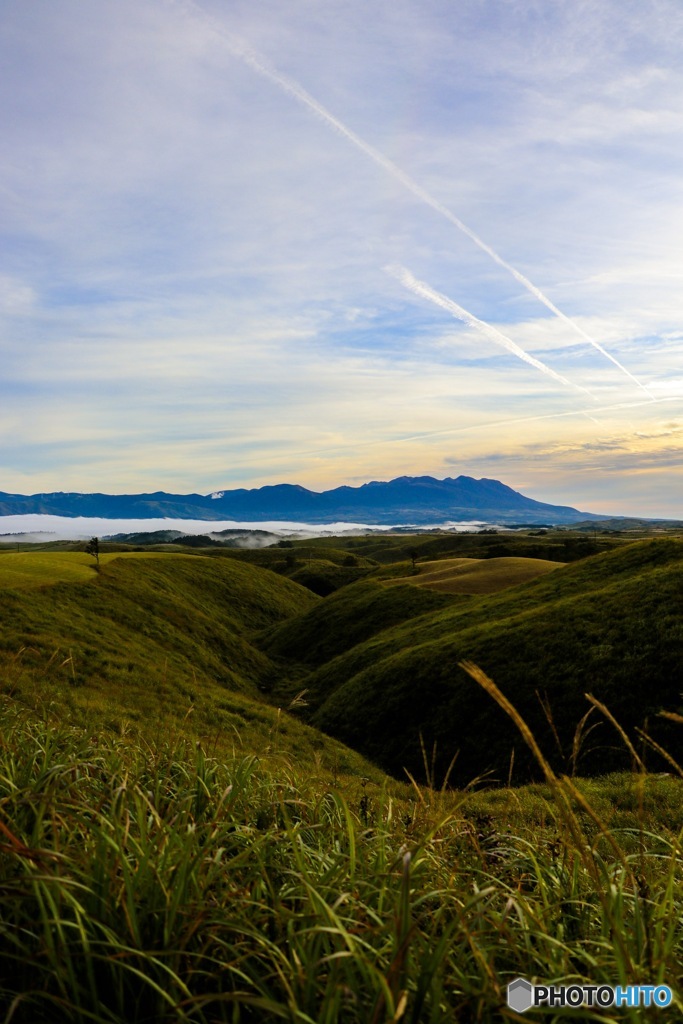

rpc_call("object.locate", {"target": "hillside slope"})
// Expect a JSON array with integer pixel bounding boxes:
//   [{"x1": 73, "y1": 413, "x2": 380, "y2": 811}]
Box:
[
  {"x1": 0, "y1": 550, "x2": 177, "y2": 588},
  {"x1": 385, "y1": 555, "x2": 563, "y2": 594},
  {"x1": 285, "y1": 541, "x2": 683, "y2": 784},
  {"x1": 262, "y1": 578, "x2": 454, "y2": 669},
  {"x1": 0, "y1": 553, "x2": 314, "y2": 691},
  {"x1": 0, "y1": 554, "x2": 380, "y2": 776},
  {"x1": 4, "y1": 542, "x2": 682, "y2": 789}
]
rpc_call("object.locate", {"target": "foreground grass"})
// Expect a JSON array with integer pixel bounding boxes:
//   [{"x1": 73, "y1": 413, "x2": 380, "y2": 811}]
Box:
[{"x1": 2, "y1": 696, "x2": 683, "y2": 1022}]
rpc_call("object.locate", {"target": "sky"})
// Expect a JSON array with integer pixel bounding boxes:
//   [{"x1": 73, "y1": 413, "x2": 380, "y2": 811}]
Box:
[{"x1": 2, "y1": 0, "x2": 683, "y2": 517}]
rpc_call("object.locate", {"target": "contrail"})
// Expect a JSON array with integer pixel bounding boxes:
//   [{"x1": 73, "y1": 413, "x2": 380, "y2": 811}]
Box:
[
  {"x1": 387, "y1": 264, "x2": 594, "y2": 397},
  {"x1": 171, "y1": 0, "x2": 653, "y2": 399},
  {"x1": 388, "y1": 397, "x2": 676, "y2": 447},
  {"x1": 211, "y1": 396, "x2": 676, "y2": 468},
  {"x1": 292, "y1": 396, "x2": 676, "y2": 455}
]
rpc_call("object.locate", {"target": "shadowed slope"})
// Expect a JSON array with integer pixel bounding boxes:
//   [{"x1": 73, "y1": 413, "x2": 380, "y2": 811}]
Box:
[
  {"x1": 299, "y1": 541, "x2": 683, "y2": 784},
  {"x1": 261, "y1": 577, "x2": 455, "y2": 669}
]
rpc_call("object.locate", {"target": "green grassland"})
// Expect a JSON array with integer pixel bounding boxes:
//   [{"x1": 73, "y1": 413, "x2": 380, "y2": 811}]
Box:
[
  {"x1": 384, "y1": 555, "x2": 563, "y2": 594},
  {"x1": 0, "y1": 550, "x2": 165, "y2": 588},
  {"x1": 3, "y1": 540, "x2": 682, "y2": 789},
  {"x1": 261, "y1": 577, "x2": 454, "y2": 671},
  {"x1": 262, "y1": 540, "x2": 683, "y2": 785},
  {"x1": 2, "y1": 538, "x2": 683, "y2": 1020},
  {"x1": 274, "y1": 528, "x2": 612, "y2": 566},
  {"x1": 0, "y1": 552, "x2": 379, "y2": 780}
]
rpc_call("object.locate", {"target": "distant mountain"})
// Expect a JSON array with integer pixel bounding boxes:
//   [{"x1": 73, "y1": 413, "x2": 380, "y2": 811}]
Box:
[{"x1": 0, "y1": 475, "x2": 606, "y2": 525}]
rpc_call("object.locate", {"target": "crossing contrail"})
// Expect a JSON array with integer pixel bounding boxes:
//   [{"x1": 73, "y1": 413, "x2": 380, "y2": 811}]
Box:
[
  {"x1": 171, "y1": 0, "x2": 653, "y2": 399},
  {"x1": 387, "y1": 264, "x2": 593, "y2": 397}
]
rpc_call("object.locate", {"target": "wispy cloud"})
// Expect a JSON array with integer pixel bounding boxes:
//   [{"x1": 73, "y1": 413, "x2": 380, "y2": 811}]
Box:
[
  {"x1": 176, "y1": 0, "x2": 652, "y2": 398},
  {"x1": 0, "y1": 0, "x2": 682, "y2": 513}
]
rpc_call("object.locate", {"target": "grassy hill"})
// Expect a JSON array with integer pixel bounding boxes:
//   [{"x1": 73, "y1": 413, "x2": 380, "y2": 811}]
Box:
[
  {"x1": 0, "y1": 552, "x2": 379, "y2": 779},
  {"x1": 3, "y1": 541, "x2": 683, "y2": 1019},
  {"x1": 266, "y1": 540, "x2": 683, "y2": 785},
  {"x1": 0, "y1": 550, "x2": 164, "y2": 588},
  {"x1": 262, "y1": 577, "x2": 453, "y2": 669},
  {"x1": 384, "y1": 555, "x2": 563, "y2": 595},
  {"x1": 3, "y1": 540, "x2": 682, "y2": 788}
]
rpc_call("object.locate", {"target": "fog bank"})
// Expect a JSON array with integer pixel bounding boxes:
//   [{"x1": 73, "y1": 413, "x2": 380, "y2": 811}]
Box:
[{"x1": 0, "y1": 515, "x2": 490, "y2": 544}]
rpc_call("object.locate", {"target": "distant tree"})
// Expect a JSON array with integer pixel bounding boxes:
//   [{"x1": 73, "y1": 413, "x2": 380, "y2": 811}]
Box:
[
  {"x1": 407, "y1": 547, "x2": 419, "y2": 571},
  {"x1": 85, "y1": 536, "x2": 100, "y2": 566}
]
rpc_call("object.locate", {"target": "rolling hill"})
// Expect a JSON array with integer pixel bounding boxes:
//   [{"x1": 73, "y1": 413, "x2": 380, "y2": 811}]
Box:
[
  {"x1": 2, "y1": 541, "x2": 683, "y2": 1022},
  {"x1": 265, "y1": 540, "x2": 683, "y2": 784},
  {"x1": 1, "y1": 539, "x2": 682, "y2": 789},
  {"x1": 0, "y1": 551, "x2": 378, "y2": 778},
  {"x1": 384, "y1": 555, "x2": 563, "y2": 594}
]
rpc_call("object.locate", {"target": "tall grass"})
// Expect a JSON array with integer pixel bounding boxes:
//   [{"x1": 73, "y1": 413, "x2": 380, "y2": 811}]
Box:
[{"x1": 2, "y1": 691, "x2": 683, "y2": 1022}]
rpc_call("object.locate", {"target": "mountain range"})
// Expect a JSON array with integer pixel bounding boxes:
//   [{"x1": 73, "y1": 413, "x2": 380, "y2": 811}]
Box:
[{"x1": 0, "y1": 475, "x2": 605, "y2": 525}]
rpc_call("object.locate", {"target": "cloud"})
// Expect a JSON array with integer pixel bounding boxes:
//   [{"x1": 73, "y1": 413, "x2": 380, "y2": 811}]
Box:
[
  {"x1": 0, "y1": 274, "x2": 36, "y2": 314},
  {"x1": 1, "y1": 0, "x2": 682, "y2": 512}
]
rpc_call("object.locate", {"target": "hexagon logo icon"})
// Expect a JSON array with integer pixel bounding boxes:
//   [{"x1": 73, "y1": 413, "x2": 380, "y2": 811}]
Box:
[{"x1": 508, "y1": 977, "x2": 534, "y2": 1013}]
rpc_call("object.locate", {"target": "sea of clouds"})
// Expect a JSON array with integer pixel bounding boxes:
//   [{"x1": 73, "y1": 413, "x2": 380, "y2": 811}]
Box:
[{"x1": 0, "y1": 515, "x2": 492, "y2": 544}]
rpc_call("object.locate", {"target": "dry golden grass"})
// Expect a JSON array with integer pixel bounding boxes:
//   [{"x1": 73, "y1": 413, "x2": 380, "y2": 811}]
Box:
[{"x1": 384, "y1": 554, "x2": 564, "y2": 594}]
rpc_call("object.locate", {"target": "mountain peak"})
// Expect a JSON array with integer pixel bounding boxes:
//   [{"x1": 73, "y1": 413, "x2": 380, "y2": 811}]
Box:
[{"x1": 0, "y1": 475, "x2": 605, "y2": 525}]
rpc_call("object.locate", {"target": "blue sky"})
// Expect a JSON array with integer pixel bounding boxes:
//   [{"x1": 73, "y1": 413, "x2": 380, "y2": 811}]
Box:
[{"x1": 2, "y1": 0, "x2": 683, "y2": 515}]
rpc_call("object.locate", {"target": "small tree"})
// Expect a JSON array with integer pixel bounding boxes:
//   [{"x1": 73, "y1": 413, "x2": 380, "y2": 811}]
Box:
[{"x1": 85, "y1": 536, "x2": 100, "y2": 566}]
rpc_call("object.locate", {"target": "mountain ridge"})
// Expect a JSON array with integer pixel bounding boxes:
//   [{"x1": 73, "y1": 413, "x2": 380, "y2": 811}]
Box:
[{"x1": 0, "y1": 474, "x2": 606, "y2": 525}]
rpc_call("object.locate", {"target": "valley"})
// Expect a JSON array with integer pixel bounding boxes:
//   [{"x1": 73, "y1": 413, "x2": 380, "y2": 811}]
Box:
[
  {"x1": 2, "y1": 528, "x2": 682, "y2": 786},
  {"x1": 2, "y1": 529, "x2": 683, "y2": 1020}
]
